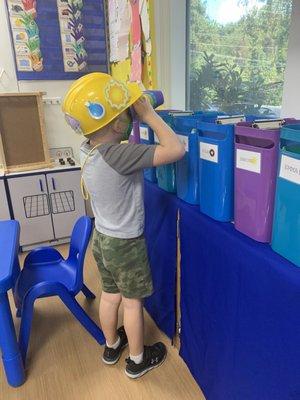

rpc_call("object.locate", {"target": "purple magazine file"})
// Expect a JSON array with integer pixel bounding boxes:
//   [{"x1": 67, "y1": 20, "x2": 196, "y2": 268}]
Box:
[{"x1": 234, "y1": 119, "x2": 299, "y2": 242}]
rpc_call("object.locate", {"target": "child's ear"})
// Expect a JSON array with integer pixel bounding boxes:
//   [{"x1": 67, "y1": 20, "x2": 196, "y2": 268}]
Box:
[
  {"x1": 111, "y1": 118, "x2": 123, "y2": 134},
  {"x1": 112, "y1": 117, "x2": 126, "y2": 134}
]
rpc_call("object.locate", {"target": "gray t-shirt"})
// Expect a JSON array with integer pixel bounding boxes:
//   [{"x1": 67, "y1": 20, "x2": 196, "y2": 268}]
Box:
[{"x1": 80, "y1": 140, "x2": 156, "y2": 239}]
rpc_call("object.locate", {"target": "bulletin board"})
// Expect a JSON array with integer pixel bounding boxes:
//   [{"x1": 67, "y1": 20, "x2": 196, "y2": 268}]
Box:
[
  {"x1": 6, "y1": 0, "x2": 109, "y2": 80},
  {"x1": 108, "y1": 0, "x2": 157, "y2": 89},
  {"x1": 0, "y1": 93, "x2": 51, "y2": 173}
]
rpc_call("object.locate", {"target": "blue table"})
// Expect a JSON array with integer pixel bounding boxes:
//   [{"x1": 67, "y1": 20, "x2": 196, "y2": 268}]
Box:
[
  {"x1": 179, "y1": 202, "x2": 300, "y2": 400},
  {"x1": 144, "y1": 181, "x2": 300, "y2": 399},
  {"x1": 144, "y1": 182, "x2": 178, "y2": 340},
  {"x1": 0, "y1": 220, "x2": 25, "y2": 387}
]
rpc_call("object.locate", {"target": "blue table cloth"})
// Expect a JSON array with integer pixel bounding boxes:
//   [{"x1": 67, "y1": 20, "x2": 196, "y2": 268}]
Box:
[
  {"x1": 144, "y1": 182, "x2": 178, "y2": 339},
  {"x1": 179, "y1": 202, "x2": 300, "y2": 400}
]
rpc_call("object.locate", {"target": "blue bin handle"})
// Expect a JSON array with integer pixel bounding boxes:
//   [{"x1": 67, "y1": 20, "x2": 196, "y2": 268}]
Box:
[
  {"x1": 281, "y1": 125, "x2": 300, "y2": 143},
  {"x1": 197, "y1": 121, "x2": 233, "y2": 133},
  {"x1": 197, "y1": 121, "x2": 234, "y2": 143},
  {"x1": 281, "y1": 145, "x2": 300, "y2": 160}
]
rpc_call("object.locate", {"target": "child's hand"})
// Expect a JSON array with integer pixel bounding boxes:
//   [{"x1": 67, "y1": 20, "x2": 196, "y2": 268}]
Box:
[{"x1": 132, "y1": 96, "x2": 156, "y2": 123}]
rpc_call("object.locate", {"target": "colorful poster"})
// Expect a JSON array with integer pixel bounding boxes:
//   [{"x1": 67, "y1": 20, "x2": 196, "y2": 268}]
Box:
[
  {"x1": 7, "y1": 1, "x2": 43, "y2": 72},
  {"x1": 57, "y1": 0, "x2": 88, "y2": 72},
  {"x1": 108, "y1": 0, "x2": 131, "y2": 62},
  {"x1": 108, "y1": 0, "x2": 155, "y2": 89},
  {"x1": 6, "y1": 0, "x2": 108, "y2": 80},
  {"x1": 140, "y1": 0, "x2": 151, "y2": 56},
  {"x1": 129, "y1": 0, "x2": 142, "y2": 82}
]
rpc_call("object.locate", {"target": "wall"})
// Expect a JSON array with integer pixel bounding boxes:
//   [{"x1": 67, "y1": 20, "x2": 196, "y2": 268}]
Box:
[
  {"x1": 153, "y1": 0, "x2": 187, "y2": 110},
  {"x1": 0, "y1": 2, "x2": 87, "y2": 161},
  {"x1": 0, "y1": 0, "x2": 186, "y2": 160},
  {"x1": 2, "y1": 0, "x2": 299, "y2": 145},
  {"x1": 281, "y1": 0, "x2": 300, "y2": 118},
  {"x1": 0, "y1": 1, "x2": 18, "y2": 93},
  {"x1": 0, "y1": 1, "x2": 185, "y2": 159},
  {"x1": 19, "y1": 80, "x2": 83, "y2": 158}
]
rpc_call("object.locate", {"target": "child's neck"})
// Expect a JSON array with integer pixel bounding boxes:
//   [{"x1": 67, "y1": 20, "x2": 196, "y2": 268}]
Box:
[{"x1": 89, "y1": 133, "x2": 121, "y2": 147}]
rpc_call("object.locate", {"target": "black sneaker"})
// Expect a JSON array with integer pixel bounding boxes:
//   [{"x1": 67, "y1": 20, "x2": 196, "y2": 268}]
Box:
[
  {"x1": 102, "y1": 326, "x2": 128, "y2": 365},
  {"x1": 125, "y1": 342, "x2": 167, "y2": 379}
]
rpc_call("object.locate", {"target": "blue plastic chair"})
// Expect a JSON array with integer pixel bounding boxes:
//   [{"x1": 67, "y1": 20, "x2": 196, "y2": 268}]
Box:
[{"x1": 13, "y1": 216, "x2": 105, "y2": 365}]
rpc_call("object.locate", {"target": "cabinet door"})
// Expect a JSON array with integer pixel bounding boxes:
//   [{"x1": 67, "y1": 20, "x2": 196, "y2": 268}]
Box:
[
  {"x1": 0, "y1": 179, "x2": 11, "y2": 220},
  {"x1": 47, "y1": 170, "x2": 86, "y2": 239},
  {"x1": 7, "y1": 174, "x2": 54, "y2": 246}
]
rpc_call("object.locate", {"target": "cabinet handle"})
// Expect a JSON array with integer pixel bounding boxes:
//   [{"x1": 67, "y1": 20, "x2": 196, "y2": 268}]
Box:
[
  {"x1": 39, "y1": 179, "x2": 44, "y2": 192},
  {"x1": 52, "y1": 178, "x2": 56, "y2": 191}
]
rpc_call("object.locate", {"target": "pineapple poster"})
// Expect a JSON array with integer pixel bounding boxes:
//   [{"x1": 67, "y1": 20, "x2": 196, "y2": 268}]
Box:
[{"x1": 6, "y1": 0, "x2": 108, "y2": 80}]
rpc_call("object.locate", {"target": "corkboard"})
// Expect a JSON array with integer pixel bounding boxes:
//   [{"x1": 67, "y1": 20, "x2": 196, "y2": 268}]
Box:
[{"x1": 0, "y1": 93, "x2": 50, "y2": 173}]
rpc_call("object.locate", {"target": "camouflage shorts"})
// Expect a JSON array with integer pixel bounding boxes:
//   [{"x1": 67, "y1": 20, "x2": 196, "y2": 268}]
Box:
[{"x1": 92, "y1": 229, "x2": 153, "y2": 299}]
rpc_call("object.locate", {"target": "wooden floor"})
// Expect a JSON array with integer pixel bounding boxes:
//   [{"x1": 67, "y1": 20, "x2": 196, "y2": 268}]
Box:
[{"x1": 1, "y1": 244, "x2": 205, "y2": 400}]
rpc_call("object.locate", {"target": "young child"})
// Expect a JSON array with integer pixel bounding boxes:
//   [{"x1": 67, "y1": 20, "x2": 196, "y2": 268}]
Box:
[{"x1": 63, "y1": 72, "x2": 185, "y2": 379}]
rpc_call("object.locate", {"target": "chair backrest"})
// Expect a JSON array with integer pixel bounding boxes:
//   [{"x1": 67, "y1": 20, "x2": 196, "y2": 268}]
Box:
[{"x1": 67, "y1": 216, "x2": 93, "y2": 292}]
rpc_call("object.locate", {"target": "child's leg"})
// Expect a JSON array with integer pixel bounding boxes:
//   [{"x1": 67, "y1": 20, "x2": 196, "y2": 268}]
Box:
[
  {"x1": 123, "y1": 295, "x2": 167, "y2": 379},
  {"x1": 99, "y1": 291, "x2": 122, "y2": 346},
  {"x1": 122, "y1": 297, "x2": 144, "y2": 356}
]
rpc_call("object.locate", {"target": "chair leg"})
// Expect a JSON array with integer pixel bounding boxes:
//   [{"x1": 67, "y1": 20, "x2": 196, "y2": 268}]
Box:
[
  {"x1": 81, "y1": 284, "x2": 96, "y2": 300},
  {"x1": 12, "y1": 291, "x2": 19, "y2": 311},
  {"x1": 59, "y1": 289, "x2": 105, "y2": 345},
  {"x1": 18, "y1": 294, "x2": 35, "y2": 365}
]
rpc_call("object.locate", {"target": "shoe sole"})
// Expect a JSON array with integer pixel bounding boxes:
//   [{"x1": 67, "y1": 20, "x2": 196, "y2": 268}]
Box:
[
  {"x1": 102, "y1": 343, "x2": 128, "y2": 365},
  {"x1": 125, "y1": 353, "x2": 167, "y2": 379}
]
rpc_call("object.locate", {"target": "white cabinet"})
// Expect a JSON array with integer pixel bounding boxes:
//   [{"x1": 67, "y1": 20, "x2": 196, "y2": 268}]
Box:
[
  {"x1": 0, "y1": 179, "x2": 11, "y2": 220},
  {"x1": 46, "y1": 170, "x2": 86, "y2": 239},
  {"x1": 7, "y1": 174, "x2": 54, "y2": 246},
  {"x1": 7, "y1": 169, "x2": 86, "y2": 247}
]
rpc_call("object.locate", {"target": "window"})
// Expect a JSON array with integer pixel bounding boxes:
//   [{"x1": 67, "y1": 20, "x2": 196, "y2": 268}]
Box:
[{"x1": 187, "y1": 0, "x2": 293, "y2": 117}]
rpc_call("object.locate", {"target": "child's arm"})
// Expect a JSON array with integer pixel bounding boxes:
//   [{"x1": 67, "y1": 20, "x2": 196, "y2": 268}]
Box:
[{"x1": 133, "y1": 97, "x2": 185, "y2": 166}]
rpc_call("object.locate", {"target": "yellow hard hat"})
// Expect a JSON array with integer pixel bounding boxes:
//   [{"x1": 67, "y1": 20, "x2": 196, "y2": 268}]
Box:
[{"x1": 62, "y1": 72, "x2": 143, "y2": 136}]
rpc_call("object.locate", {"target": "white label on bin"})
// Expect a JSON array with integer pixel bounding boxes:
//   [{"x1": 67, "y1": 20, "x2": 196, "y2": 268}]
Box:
[
  {"x1": 177, "y1": 134, "x2": 189, "y2": 152},
  {"x1": 200, "y1": 142, "x2": 219, "y2": 163},
  {"x1": 279, "y1": 155, "x2": 300, "y2": 185},
  {"x1": 140, "y1": 126, "x2": 149, "y2": 141},
  {"x1": 236, "y1": 149, "x2": 261, "y2": 174}
]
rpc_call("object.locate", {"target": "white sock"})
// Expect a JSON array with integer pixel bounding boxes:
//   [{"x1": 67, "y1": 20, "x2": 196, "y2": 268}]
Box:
[
  {"x1": 106, "y1": 336, "x2": 120, "y2": 350},
  {"x1": 130, "y1": 352, "x2": 144, "y2": 364}
]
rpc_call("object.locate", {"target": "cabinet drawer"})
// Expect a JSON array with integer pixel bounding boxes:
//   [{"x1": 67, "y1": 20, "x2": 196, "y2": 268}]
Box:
[
  {"x1": 7, "y1": 175, "x2": 54, "y2": 246},
  {"x1": 47, "y1": 170, "x2": 86, "y2": 239}
]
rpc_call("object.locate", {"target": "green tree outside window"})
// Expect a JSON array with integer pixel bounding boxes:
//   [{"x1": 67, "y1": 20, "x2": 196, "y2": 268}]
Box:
[{"x1": 188, "y1": 0, "x2": 293, "y2": 116}]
